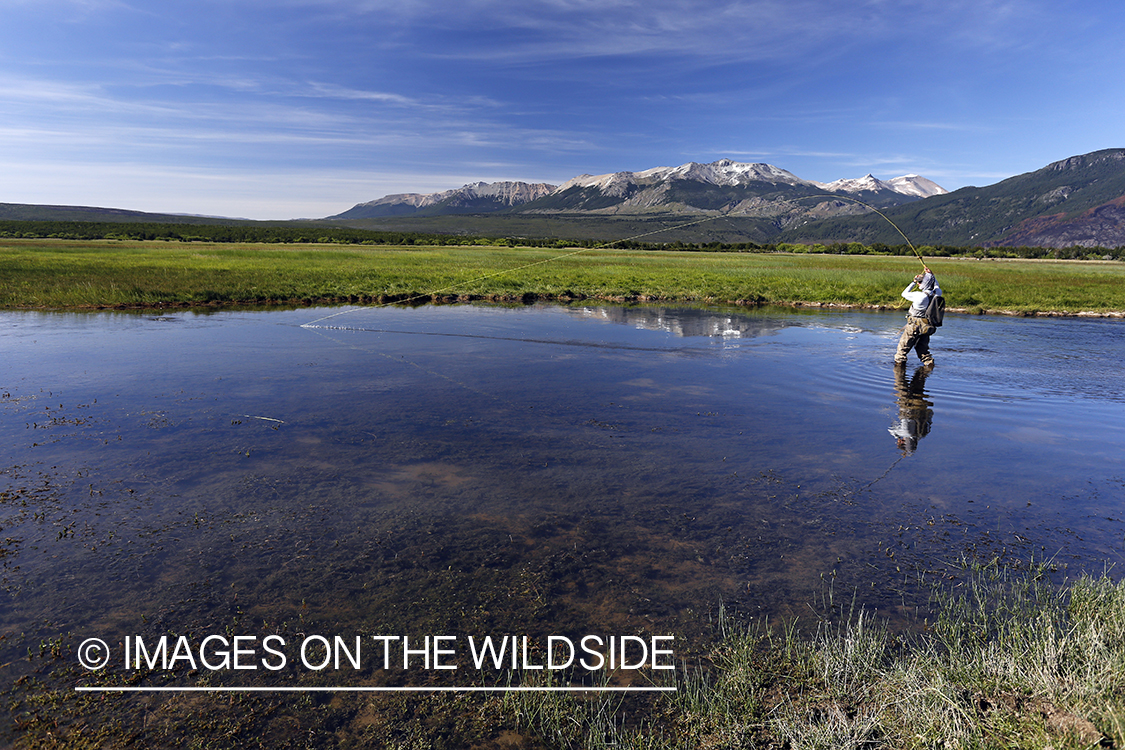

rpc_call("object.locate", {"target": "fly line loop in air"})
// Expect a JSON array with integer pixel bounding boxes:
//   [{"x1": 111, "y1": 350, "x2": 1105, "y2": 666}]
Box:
[{"x1": 788, "y1": 194, "x2": 927, "y2": 269}]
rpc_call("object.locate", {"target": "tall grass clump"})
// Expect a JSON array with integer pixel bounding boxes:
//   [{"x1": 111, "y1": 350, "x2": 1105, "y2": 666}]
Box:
[
  {"x1": 501, "y1": 569, "x2": 1123, "y2": 749},
  {"x1": 498, "y1": 669, "x2": 642, "y2": 750},
  {"x1": 898, "y1": 561, "x2": 1125, "y2": 747}
]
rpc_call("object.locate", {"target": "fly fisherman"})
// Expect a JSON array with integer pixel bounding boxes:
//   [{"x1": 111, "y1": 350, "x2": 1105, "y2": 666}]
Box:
[{"x1": 894, "y1": 267, "x2": 940, "y2": 367}]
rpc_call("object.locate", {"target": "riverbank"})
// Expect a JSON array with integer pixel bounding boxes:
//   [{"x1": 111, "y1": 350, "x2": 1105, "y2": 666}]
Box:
[
  {"x1": 4, "y1": 238, "x2": 1125, "y2": 315},
  {"x1": 504, "y1": 566, "x2": 1125, "y2": 749}
]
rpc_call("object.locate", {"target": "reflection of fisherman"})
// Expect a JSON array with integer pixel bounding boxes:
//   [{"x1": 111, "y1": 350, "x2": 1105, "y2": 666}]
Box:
[
  {"x1": 894, "y1": 268, "x2": 940, "y2": 367},
  {"x1": 889, "y1": 364, "x2": 933, "y2": 455}
]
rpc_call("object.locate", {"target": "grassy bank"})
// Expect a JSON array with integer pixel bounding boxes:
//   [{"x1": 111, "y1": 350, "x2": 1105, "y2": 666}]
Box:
[
  {"x1": 3, "y1": 238, "x2": 1125, "y2": 314},
  {"x1": 504, "y1": 566, "x2": 1125, "y2": 749}
]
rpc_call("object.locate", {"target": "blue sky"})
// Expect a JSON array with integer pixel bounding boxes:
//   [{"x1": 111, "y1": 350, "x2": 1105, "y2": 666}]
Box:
[{"x1": 2, "y1": 0, "x2": 1122, "y2": 219}]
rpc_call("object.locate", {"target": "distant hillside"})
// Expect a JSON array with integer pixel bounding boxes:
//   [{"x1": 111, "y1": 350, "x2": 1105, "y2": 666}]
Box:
[
  {"x1": 0, "y1": 203, "x2": 248, "y2": 224},
  {"x1": 6, "y1": 150, "x2": 1124, "y2": 249},
  {"x1": 779, "y1": 149, "x2": 1125, "y2": 248},
  {"x1": 997, "y1": 196, "x2": 1125, "y2": 248},
  {"x1": 328, "y1": 181, "x2": 557, "y2": 219},
  {"x1": 326, "y1": 152, "x2": 1125, "y2": 248}
]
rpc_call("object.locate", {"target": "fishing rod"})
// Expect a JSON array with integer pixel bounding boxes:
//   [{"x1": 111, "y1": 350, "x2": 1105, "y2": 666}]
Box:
[{"x1": 793, "y1": 193, "x2": 928, "y2": 269}]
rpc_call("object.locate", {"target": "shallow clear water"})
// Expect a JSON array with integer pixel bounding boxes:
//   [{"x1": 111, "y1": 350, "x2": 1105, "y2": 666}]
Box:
[{"x1": 2, "y1": 303, "x2": 1123, "y2": 687}]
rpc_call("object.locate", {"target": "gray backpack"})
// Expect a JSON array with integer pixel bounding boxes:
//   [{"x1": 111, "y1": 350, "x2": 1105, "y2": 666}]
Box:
[{"x1": 925, "y1": 294, "x2": 945, "y2": 328}]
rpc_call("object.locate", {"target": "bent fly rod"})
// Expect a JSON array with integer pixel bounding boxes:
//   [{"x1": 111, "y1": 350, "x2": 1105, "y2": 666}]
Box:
[{"x1": 792, "y1": 193, "x2": 928, "y2": 269}]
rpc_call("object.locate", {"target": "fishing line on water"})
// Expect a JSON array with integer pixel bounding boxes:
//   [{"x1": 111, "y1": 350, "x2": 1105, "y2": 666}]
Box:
[
  {"x1": 291, "y1": 213, "x2": 747, "y2": 463},
  {"x1": 849, "y1": 454, "x2": 907, "y2": 497},
  {"x1": 301, "y1": 325, "x2": 505, "y2": 405},
  {"x1": 301, "y1": 325, "x2": 690, "y2": 353},
  {"x1": 295, "y1": 214, "x2": 736, "y2": 424}
]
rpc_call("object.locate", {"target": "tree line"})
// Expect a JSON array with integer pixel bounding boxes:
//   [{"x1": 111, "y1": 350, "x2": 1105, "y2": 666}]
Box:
[{"x1": 1, "y1": 219, "x2": 1120, "y2": 260}]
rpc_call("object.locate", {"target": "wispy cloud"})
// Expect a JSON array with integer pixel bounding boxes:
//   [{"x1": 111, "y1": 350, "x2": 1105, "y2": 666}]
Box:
[
  {"x1": 303, "y1": 82, "x2": 425, "y2": 107},
  {"x1": 2, "y1": 0, "x2": 1119, "y2": 217},
  {"x1": 263, "y1": 0, "x2": 1056, "y2": 64},
  {"x1": 883, "y1": 122, "x2": 989, "y2": 132},
  {"x1": 0, "y1": 0, "x2": 134, "y2": 9},
  {"x1": 0, "y1": 64, "x2": 599, "y2": 188},
  {"x1": 718, "y1": 149, "x2": 858, "y2": 161}
]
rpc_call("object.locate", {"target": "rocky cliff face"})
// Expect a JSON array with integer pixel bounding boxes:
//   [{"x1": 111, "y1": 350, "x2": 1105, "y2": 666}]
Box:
[
  {"x1": 330, "y1": 181, "x2": 557, "y2": 218},
  {"x1": 997, "y1": 196, "x2": 1125, "y2": 248},
  {"x1": 1045, "y1": 150, "x2": 1125, "y2": 173},
  {"x1": 444, "y1": 181, "x2": 558, "y2": 207}
]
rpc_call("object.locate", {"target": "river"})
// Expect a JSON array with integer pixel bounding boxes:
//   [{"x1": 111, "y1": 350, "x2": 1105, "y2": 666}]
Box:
[{"x1": 2, "y1": 303, "x2": 1123, "y2": 699}]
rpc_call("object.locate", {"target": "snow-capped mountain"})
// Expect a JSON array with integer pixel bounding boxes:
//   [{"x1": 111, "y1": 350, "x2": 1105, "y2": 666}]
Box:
[
  {"x1": 887, "y1": 174, "x2": 947, "y2": 198},
  {"x1": 549, "y1": 161, "x2": 947, "y2": 203},
  {"x1": 559, "y1": 160, "x2": 815, "y2": 193},
  {"x1": 816, "y1": 173, "x2": 946, "y2": 198},
  {"x1": 526, "y1": 161, "x2": 948, "y2": 215},
  {"x1": 329, "y1": 160, "x2": 948, "y2": 219},
  {"x1": 818, "y1": 174, "x2": 896, "y2": 194}
]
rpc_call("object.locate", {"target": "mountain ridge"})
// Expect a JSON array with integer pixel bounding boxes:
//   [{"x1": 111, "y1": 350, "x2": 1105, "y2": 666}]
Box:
[
  {"x1": 332, "y1": 181, "x2": 557, "y2": 219},
  {"x1": 777, "y1": 148, "x2": 1125, "y2": 248},
  {"x1": 328, "y1": 160, "x2": 947, "y2": 220},
  {"x1": 3, "y1": 150, "x2": 1123, "y2": 249}
]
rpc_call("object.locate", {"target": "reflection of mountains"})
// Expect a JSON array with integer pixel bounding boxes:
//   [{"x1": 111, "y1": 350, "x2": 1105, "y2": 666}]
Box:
[{"x1": 565, "y1": 306, "x2": 793, "y2": 339}]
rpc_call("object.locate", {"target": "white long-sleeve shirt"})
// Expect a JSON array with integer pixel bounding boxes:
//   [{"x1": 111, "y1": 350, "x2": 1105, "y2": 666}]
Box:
[
  {"x1": 902, "y1": 272, "x2": 941, "y2": 317},
  {"x1": 901, "y1": 284, "x2": 931, "y2": 317}
]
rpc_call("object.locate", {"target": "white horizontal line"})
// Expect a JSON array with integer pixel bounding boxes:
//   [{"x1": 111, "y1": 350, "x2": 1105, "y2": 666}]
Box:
[{"x1": 76, "y1": 686, "x2": 676, "y2": 693}]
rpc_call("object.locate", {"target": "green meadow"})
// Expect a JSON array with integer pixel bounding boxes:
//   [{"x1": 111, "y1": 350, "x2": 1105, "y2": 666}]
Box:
[
  {"x1": 503, "y1": 566, "x2": 1125, "y2": 749},
  {"x1": 3, "y1": 238, "x2": 1125, "y2": 314}
]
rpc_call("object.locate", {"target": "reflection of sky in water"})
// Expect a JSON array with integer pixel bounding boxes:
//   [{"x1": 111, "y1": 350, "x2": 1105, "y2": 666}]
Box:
[{"x1": 2, "y1": 304, "x2": 1124, "y2": 675}]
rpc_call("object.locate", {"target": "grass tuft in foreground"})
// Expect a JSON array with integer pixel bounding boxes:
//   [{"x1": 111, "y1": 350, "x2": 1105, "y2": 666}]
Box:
[{"x1": 502, "y1": 566, "x2": 1124, "y2": 749}]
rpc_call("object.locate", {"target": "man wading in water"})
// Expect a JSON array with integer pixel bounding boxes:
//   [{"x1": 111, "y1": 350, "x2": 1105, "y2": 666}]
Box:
[{"x1": 894, "y1": 267, "x2": 941, "y2": 368}]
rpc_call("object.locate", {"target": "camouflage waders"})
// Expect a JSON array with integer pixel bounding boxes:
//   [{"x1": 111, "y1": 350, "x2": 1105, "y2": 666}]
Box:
[{"x1": 895, "y1": 316, "x2": 935, "y2": 366}]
